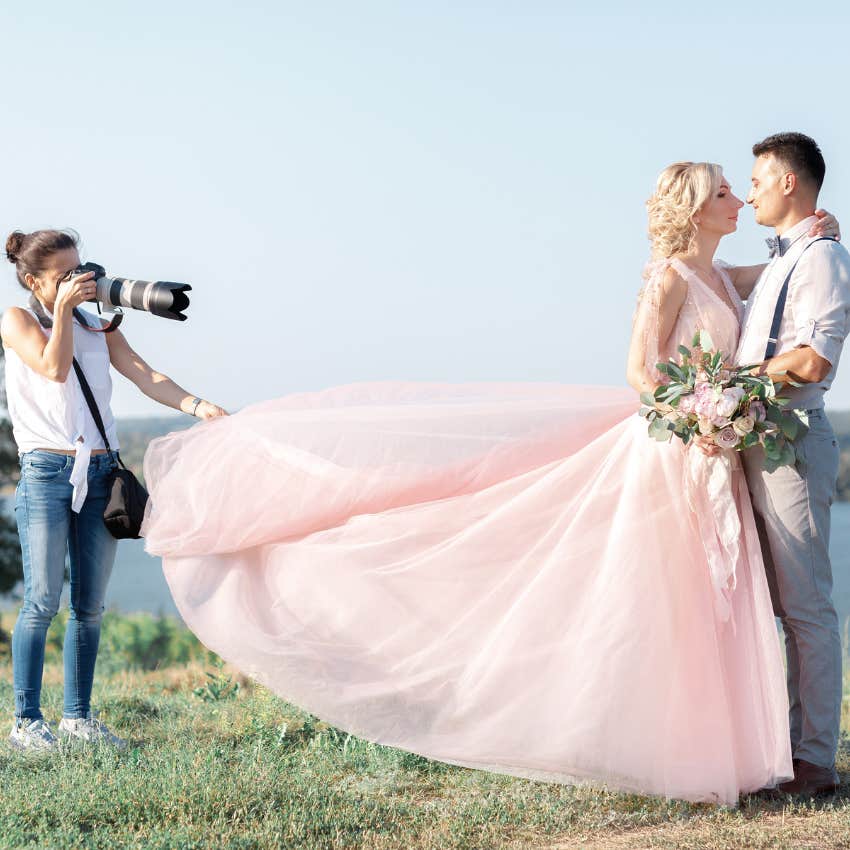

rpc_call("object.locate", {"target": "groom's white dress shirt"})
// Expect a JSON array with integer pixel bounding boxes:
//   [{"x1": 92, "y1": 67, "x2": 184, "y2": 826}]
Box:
[{"x1": 735, "y1": 215, "x2": 850, "y2": 410}]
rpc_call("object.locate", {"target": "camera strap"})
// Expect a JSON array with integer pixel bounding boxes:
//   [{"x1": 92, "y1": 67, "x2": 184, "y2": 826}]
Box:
[
  {"x1": 28, "y1": 295, "x2": 122, "y2": 334},
  {"x1": 28, "y1": 296, "x2": 125, "y2": 468},
  {"x1": 71, "y1": 358, "x2": 126, "y2": 469},
  {"x1": 91, "y1": 304, "x2": 124, "y2": 333}
]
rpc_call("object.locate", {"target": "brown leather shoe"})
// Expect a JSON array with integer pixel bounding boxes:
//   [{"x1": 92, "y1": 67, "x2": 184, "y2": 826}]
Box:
[{"x1": 777, "y1": 759, "x2": 840, "y2": 796}]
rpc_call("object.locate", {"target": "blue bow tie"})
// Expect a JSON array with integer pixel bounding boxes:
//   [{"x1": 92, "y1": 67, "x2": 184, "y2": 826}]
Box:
[{"x1": 765, "y1": 236, "x2": 783, "y2": 259}]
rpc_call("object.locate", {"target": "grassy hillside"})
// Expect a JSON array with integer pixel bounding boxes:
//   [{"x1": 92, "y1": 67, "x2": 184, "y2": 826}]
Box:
[{"x1": 0, "y1": 611, "x2": 848, "y2": 850}]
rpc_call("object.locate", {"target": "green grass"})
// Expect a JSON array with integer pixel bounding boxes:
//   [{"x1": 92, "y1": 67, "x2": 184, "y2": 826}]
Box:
[{"x1": 0, "y1": 613, "x2": 848, "y2": 850}]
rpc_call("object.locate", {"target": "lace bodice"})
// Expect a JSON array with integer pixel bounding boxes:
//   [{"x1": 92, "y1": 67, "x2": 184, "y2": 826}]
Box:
[{"x1": 636, "y1": 258, "x2": 744, "y2": 383}]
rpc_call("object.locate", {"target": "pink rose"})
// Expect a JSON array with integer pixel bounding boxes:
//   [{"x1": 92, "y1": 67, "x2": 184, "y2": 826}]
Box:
[
  {"x1": 695, "y1": 397, "x2": 717, "y2": 419},
  {"x1": 714, "y1": 426, "x2": 741, "y2": 449},
  {"x1": 749, "y1": 401, "x2": 766, "y2": 422},
  {"x1": 677, "y1": 394, "x2": 696, "y2": 415},
  {"x1": 715, "y1": 387, "x2": 745, "y2": 419}
]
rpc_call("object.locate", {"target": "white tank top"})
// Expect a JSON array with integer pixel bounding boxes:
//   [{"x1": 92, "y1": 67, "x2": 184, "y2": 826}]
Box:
[{"x1": 3, "y1": 302, "x2": 120, "y2": 511}]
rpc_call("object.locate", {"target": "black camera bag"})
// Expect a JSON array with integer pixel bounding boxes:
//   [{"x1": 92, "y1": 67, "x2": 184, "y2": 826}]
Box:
[
  {"x1": 29, "y1": 296, "x2": 149, "y2": 538},
  {"x1": 72, "y1": 359, "x2": 149, "y2": 539}
]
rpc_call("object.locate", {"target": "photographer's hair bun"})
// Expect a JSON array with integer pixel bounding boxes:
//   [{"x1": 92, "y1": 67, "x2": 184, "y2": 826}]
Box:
[
  {"x1": 4, "y1": 229, "x2": 79, "y2": 290},
  {"x1": 5, "y1": 230, "x2": 25, "y2": 265}
]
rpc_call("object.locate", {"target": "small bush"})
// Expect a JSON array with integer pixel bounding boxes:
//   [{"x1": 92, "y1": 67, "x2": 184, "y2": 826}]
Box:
[{"x1": 8, "y1": 609, "x2": 218, "y2": 672}]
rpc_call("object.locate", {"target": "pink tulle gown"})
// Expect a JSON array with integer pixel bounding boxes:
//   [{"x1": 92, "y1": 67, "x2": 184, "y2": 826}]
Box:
[{"x1": 142, "y1": 258, "x2": 792, "y2": 805}]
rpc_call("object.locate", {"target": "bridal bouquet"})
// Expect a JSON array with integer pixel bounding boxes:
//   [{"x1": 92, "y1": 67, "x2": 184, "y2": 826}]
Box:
[{"x1": 639, "y1": 329, "x2": 807, "y2": 471}]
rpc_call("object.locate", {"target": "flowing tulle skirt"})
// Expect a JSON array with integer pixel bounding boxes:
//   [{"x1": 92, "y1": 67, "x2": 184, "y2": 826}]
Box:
[{"x1": 142, "y1": 382, "x2": 792, "y2": 805}]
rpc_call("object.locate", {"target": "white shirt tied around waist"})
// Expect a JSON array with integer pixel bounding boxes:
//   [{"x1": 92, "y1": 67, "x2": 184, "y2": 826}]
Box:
[
  {"x1": 735, "y1": 215, "x2": 850, "y2": 410},
  {"x1": 3, "y1": 302, "x2": 120, "y2": 512}
]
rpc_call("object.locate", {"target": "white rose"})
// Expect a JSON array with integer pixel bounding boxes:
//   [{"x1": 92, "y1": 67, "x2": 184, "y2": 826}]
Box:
[{"x1": 733, "y1": 415, "x2": 755, "y2": 435}]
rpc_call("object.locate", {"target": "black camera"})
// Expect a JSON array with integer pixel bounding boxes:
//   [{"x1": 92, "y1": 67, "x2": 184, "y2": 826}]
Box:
[{"x1": 70, "y1": 262, "x2": 192, "y2": 322}]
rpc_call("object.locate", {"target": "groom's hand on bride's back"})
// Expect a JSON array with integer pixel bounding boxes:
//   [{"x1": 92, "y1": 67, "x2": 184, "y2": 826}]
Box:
[{"x1": 809, "y1": 209, "x2": 841, "y2": 240}]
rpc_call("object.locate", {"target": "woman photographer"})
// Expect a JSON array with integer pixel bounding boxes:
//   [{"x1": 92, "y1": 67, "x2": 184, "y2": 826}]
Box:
[{"x1": 1, "y1": 229, "x2": 227, "y2": 751}]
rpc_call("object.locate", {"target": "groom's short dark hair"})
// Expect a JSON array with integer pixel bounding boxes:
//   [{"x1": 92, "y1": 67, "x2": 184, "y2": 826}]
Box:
[{"x1": 752, "y1": 132, "x2": 825, "y2": 194}]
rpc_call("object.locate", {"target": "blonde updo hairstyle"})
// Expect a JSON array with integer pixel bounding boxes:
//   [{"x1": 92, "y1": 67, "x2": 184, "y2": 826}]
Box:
[{"x1": 646, "y1": 162, "x2": 723, "y2": 259}]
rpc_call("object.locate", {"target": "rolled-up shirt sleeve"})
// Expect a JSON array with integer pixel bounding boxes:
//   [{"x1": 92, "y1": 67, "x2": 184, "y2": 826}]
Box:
[{"x1": 789, "y1": 242, "x2": 850, "y2": 367}]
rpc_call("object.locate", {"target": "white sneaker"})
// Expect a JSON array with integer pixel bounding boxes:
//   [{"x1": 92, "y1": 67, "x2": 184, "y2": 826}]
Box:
[
  {"x1": 59, "y1": 712, "x2": 127, "y2": 749},
  {"x1": 8, "y1": 717, "x2": 60, "y2": 752}
]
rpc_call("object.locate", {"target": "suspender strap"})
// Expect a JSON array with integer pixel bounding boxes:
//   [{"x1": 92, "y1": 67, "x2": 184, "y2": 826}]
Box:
[{"x1": 764, "y1": 237, "x2": 834, "y2": 360}]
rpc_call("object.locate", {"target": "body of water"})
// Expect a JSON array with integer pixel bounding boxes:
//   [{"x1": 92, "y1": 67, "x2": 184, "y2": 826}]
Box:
[{"x1": 3, "y1": 505, "x2": 850, "y2": 633}]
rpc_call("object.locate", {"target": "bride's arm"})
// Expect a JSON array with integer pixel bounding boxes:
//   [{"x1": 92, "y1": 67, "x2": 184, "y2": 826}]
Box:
[
  {"x1": 626, "y1": 266, "x2": 687, "y2": 395},
  {"x1": 725, "y1": 264, "x2": 766, "y2": 300}
]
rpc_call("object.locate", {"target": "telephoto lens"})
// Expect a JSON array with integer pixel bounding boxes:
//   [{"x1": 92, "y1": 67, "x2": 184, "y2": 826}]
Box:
[{"x1": 76, "y1": 262, "x2": 192, "y2": 321}]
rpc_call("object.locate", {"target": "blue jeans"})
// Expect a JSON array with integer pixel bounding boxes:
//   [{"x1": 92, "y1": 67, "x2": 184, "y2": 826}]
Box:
[{"x1": 12, "y1": 450, "x2": 118, "y2": 720}]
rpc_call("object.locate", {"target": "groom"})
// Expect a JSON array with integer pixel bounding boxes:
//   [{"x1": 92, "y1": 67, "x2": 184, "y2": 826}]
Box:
[{"x1": 737, "y1": 132, "x2": 850, "y2": 796}]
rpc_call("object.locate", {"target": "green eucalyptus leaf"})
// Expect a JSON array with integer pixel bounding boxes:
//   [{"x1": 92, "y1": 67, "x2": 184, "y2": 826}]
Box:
[
  {"x1": 739, "y1": 431, "x2": 757, "y2": 448},
  {"x1": 698, "y1": 329, "x2": 715, "y2": 351},
  {"x1": 649, "y1": 417, "x2": 673, "y2": 441},
  {"x1": 763, "y1": 454, "x2": 782, "y2": 474},
  {"x1": 782, "y1": 441, "x2": 797, "y2": 466},
  {"x1": 764, "y1": 439, "x2": 783, "y2": 461},
  {"x1": 779, "y1": 414, "x2": 800, "y2": 441}
]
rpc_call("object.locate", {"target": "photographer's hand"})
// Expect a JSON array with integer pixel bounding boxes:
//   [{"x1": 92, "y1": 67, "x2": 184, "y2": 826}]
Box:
[
  {"x1": 55, "y1": 270, "x2": 97, "y2": 310},
  {"x1": 0, "y1": 270, "x2": 99, "y2": 383},
  {"x1": 192, "y1": 400, "x2": 229, "y2": 420}
]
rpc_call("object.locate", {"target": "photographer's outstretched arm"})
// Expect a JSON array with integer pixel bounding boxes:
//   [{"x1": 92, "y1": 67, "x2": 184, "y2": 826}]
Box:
[{"x1": 105, "y1": 328, "x2": 229, "y2": 420}]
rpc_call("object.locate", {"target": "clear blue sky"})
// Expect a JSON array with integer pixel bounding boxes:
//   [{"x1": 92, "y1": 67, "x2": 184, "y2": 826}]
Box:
[{"x1": 2, "y1": 2, "x2": 849, "y2": 416}]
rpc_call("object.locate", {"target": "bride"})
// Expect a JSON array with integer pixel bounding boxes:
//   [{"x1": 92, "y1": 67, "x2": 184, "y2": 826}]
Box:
[{"x1": 141, "y1": 162, "x2": 838, "y2": 805}]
